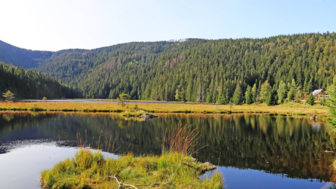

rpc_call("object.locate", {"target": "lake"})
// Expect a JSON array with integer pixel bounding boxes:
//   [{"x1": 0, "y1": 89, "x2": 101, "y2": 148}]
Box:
[{"x1": 0, "y1": 113, "x2": 335, "y2": 189}]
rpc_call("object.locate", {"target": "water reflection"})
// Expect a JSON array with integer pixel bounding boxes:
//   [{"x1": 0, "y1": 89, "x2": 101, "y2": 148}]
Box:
[{"x1": 0, "y1": 113, "x2": 335, "y2": 183}]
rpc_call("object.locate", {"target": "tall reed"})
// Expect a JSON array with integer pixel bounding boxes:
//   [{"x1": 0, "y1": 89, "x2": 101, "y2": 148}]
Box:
[{"x1": 162, "y1": 123, "x2": 200, "y2": 155}]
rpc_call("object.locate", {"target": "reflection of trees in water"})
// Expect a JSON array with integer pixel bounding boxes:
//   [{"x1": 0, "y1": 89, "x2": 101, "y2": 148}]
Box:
[
  {"x1": 0, "y1": 112, "x2": 58, "y2": 143},
  {"x1": 194, "y1": 115, "x2": 336, "y2": 182},
  {"x1": 0, "y1": 113, "x2": 335, "y2": 181}
]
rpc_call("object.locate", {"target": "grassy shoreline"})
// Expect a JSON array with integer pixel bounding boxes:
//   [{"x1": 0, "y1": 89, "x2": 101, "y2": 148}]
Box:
[{"x1": 0, "y1": 101, "x2": 330, "y2": 117}]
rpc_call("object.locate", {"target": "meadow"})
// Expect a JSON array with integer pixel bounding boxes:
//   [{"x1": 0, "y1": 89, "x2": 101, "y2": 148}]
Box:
[{"x1": 0, "y1": 100, "x2": 329, "y2": 116}]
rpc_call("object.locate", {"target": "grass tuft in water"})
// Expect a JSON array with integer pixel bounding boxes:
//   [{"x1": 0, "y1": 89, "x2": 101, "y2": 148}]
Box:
[{"x1": 40, "y1": 148, "x2": 224, "y2": 189}]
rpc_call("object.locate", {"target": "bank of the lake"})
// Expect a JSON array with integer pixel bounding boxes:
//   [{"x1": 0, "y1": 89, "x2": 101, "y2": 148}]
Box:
[{"x1": 0, "y1": 100, "x2": 330, "y2": 117}]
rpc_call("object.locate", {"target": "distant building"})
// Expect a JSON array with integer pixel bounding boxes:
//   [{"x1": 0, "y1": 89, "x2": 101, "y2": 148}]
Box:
[{"x1": 312, "y1": 89, "x2": 329, "y2": 98}]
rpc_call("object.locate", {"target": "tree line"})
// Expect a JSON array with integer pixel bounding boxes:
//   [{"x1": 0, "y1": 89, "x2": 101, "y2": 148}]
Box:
[
  {"x1": 38, "y1": 32, "x2": 335, "y2": 104},
  {"x1": 0, "y1": 62, "x2": 80, "y2": 100}
]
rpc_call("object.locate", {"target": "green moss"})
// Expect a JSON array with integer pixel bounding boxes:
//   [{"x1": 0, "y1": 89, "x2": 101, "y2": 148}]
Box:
[{"x1": 40, "y1": 148, "x2": 224, "y2": 189}]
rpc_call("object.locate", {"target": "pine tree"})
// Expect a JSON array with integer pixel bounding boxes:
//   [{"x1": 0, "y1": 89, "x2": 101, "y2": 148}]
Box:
[
  {"x1": 277, "y1": 80, "x2": 287, "y2": 103},
  {"x1": 266, "y1": 90, "x2": 274, "y2": 106},
  {"x1": 245, "y1": 86, "x2": 252, "y2": 104},
  {"x1": 219, "y1": 87, "x2": 229, "y2": 104},
  {"x1": 306, "y1": 94, "x2": 315, "y2": 105},
  {"x1": 175, "y1": 89, "x2": 179, "y2": 101},
  {"x1": 260, "y1": 80, "x2": 271, "y2": 102},
  {"x1": 233, "y1": 84, "x2": 243, "y2": 105},
  {"x1": 196, "y1": 84, "x2": 202, "y2": 103},
  {"x1": 308, "y1": 76, "x2": 314, "y2": 93},
  {"x1": 287, "y1": 79, "x2": 297, "y2": 101},
  {"x1": 206, "y1": 92, "x2": 211, "y2": 103},
  {"x1": 252, "y1": 83, "x2": 257, "y2": 103}
]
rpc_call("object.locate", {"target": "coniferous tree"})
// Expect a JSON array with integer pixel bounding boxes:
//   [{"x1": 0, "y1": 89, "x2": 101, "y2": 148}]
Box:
[
  {"x1": 233, "y1": 84, "x2": 243, "y2": 105},
  {"x1": 196, "y1": 84, "x2": 202, "y2": 103},
  {"x1": 245, "y1": 86, "x2": 252, "y2": 104},
  {"x1": 260, "y1": 81, "x2": 271, "y2": 102},
  {"x1": 266, "y1": 90, "x2": 276, "y2": 106},
  {"x1": 206, "y1": 92, "x2": 211, "y2": 103},
  {"x1": 252, "y1": 83, "x2": 257, "y2": 103},
  {"x1": 219, "y1": 87, "x2": 229, "y2": 104},
  {"x1": 175, "y1": 89, "x2": 179, "y2": 101},
  {"x1": 306, "y1": 94, "x2": 315, "y2": 105},
  {"x1": 277, "y1": 80, "x2": 287, "y2": 103}
]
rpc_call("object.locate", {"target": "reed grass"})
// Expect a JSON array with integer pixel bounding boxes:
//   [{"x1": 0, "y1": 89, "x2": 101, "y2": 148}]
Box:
[{"x1": 162, "y1": 124, "x2": 200, "y2": 156}]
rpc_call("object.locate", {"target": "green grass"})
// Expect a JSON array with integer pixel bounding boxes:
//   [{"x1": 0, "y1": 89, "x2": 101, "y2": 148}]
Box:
[{"x1": 40, "y1": 149, "x2": 224, "y2": 189}]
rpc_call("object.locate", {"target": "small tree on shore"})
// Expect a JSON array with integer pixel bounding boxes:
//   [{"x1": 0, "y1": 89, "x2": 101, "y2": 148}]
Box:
[
  {"x1": 118, "y1": 93, "x2": 130, "y2": 108},
  {"x1": 306, "y1": 94, "x2": 315, "y2": 105},
  {"x1": 2, "y1": 90, "x2": 15, "y2": 101}
]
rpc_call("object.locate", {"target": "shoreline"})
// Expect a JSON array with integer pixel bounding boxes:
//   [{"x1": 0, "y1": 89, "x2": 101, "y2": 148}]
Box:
[{"x1": 0, "y1": 100, "x2": 330, "y2": 117}]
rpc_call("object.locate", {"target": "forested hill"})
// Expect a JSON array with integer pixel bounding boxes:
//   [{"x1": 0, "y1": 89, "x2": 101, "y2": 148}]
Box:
[
  {"x1": 0, "y1": 40, "x2": 53, "y2": 68},
  {"x1": 2, "y1": 33, "x2": 336, "y2": 103},
  {"x1": 0, "y1": 62, "x2": 79, "y2": 99}
]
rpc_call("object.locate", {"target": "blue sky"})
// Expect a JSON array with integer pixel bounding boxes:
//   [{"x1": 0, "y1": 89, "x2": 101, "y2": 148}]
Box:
[{"x1": 0, "y1": 0, "x2": 335, "y2": 51}]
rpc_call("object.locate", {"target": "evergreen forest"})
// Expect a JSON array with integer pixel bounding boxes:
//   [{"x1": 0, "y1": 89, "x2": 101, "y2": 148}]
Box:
[
  {"x1": 0, "y1": 62, "x2": 79, "y2": 99},
  {"x1": 1, "y1": 32, "x2": 336, "y2": 103}
]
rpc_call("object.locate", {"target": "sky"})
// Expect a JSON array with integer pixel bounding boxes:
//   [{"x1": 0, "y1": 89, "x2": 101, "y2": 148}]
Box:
[{"x1": 0, "y1": 0, "x2": 335, "y2": 51}]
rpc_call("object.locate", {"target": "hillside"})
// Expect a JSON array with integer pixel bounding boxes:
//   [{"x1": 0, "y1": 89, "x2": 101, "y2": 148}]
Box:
[
  {"x1": 1, "y1": 33, "x2": 336, "y2": 103},
  {"x1": 0, "y1": 62, "x2": 79, "y2": 99},
  {"x1": 0, "y1": 40, "x2": 53, "y2": 68}
]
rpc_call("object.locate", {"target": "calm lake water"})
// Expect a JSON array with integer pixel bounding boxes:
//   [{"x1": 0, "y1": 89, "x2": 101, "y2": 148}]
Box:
[{"x1": 0, "y1": 113, "x2": 335, "y2": 189}]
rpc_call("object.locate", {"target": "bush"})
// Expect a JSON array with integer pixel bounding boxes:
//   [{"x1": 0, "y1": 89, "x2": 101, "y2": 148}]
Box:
[{"x1": 42, "y1": 97, "x2": 47, "y2": 101}]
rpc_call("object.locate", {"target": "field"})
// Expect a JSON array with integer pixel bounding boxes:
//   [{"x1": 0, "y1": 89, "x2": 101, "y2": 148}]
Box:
[{"x1": 0, "y1": 100, "x2": 330, "y2": 116}]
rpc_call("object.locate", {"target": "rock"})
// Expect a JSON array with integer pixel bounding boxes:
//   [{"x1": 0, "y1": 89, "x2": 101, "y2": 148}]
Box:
[
  {"x1": 201, "y1": 162, "x2": 217, "y2": 171},
  {"x1": 139, "y1": 113, "x2": 158, "y2": 119},
  {"x1": 183, "y1": 160, "x2": 217, "y2": 174}
]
